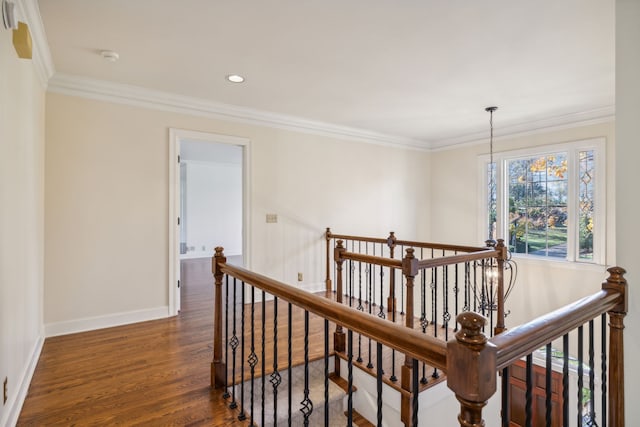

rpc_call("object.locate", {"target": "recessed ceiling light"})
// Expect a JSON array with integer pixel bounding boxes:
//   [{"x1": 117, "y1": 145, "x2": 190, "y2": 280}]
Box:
[
  {"x1": 226, "y1": 74, "x2": 245, "y2": 83},
  {"x1": 100, "y1": 50, "x2": 119, "y2": 62}
]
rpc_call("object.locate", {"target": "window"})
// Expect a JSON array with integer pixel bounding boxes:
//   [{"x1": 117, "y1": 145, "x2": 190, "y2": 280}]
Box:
[{"x1": 483, "y1": 139, "x2": 605, "y2": 264}]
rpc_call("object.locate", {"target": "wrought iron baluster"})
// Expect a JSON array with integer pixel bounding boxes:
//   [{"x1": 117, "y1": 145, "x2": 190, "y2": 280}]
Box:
[
  {"x1": 420, "y1": 248, "x2": 427, "y2": 384},
  {"x1": 271, "y1": 297, "x2": 281, "y2": 426},
  {"x1": 489, "y1": 258, "x2": 494, "y2": 336},
  {"x1": 501, "y1": 366, "x2": 510, "y2": 427},
  {"x1": 358, "y1": 242, "x2": 363, "y2": 311},
  {"x1": 443, "y1": 263, "x2": 450, "y2": 341},
  {"x1": 376, "y1": 342, "x2": 383, "y2": 427},
  {"x1": 390, "y1": 268, "x2": 397, "y2": 383},
  {"x1": 588, "y1": 320, "x2": 596, "y2": 426},
  {"x1": 481, "y1": 259, "x2": 487, "y2": 318},
  {"x1": 464, "y1": 261, "x2": 470, "y2": 312},
  {"x1": 249, "y1": 286, "x2": 257, "y2": 425},
  {"x1": 357, "y1": 258, "x2": 363, "y2": 363},
  {"x1": 545, "y1": 343, "x2": 552, "y2": 427},
  {"x1": 300, "y1": 310, "x2": 313, "y2": 426},
  {"x1": 238, "y1": 281, "x2": 246, "y2": 421},
  {"x1": 454, "y1": 257, "x2": 459, "y2": 332},
  {"x1": 347, "y1": 329, "x2": 354, "y2": 426},
  {"x1": 412, "y1": 358, "x2": 419, "y2": 427},
  {"x1": 378, "y1": 264, "x2": 385, "y2": 319},
  {"x1": 223, "y1": 275, "x2": 230, "y2": 399},
  {"x1": 473, "y1": 261, "x2": 478, "y2": 312},
  {"x1": 525, "y1": 353, "x2": 533, "y2": 427},
  {"x1": 400, "y1": 245, "x2": 405, "y2": 315},
  {"x1": 367, "y1": 261, "x2": 374, "y2": 369},
  {"x1": 431, "y1": 257, "x2": 439, "y2": 378},
  {"x1": 229, "y1": 277, "x2": 239, "y2": 410},
  {"x1": 288, "y1": 303, "x2": 292, "y2": 427},
  {"x1": 349, "y1": 240, "x2": 355, "y2": 306},
  {"x1": 261, "y1": 291, "x2": 266, "y2": 427},
  {"x1": 601, "y1": 313, "x2": 607, "y2": 427},
  {"x1": 563, "y1": 334, "x2": 570, "y2": 427},
  {"x1": 324, "y1": 319, "x2": 329, "y2": 427},
  {"x1": 578, "y1": 325, "x2": 584, "y2": 427}
]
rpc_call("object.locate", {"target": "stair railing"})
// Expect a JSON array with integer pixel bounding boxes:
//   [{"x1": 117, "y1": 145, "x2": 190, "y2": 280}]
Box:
[
  {"x1": 213, "y1": 246, "x2": 447, "y2": 426},
  {"x1": 212, "y1": 245, "x2": 627, "y2": 427},
  {"x1": 448, "y1": 266, "x2": 627, "y2": 427}
]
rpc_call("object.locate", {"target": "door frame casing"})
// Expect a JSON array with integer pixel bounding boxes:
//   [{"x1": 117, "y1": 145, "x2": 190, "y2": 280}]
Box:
[{"x1": 168, "y1": 128, "x2": 251, "y2": 315}]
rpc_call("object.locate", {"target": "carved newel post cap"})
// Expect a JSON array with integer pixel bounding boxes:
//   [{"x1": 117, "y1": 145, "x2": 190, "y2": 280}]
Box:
[
  {"x1": 336, "y1": 239, "x2": 344, "y2": 249},
  {"x1": 387, "y1": 232, "x2": 396, "y2": 247},
  {"x1": 214, "y1": 247, "x2": 224, "y2": 257},
  {"x1": 606, "y1": 266, "x2": 627, "y2": 283},
  {"x1": 405, "y1": 248, "x2": 415, "y2": 258},
  {"x1": 455, "y1": 312, "x2": 488, "y2": 348}
]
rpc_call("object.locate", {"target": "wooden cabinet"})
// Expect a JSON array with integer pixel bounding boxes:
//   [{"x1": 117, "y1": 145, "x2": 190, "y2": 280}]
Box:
[{"x1": 508, "y1": 360, "x2": 563, "y2": 427}]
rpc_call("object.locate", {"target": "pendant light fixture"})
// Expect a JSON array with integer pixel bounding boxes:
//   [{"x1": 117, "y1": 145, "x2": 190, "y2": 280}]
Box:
[
  {"x1": 486, "y1": 106, "x2": 498, "y2": 244},
  {"x1": 477, "y1": 105, "x2": 517, "y2": 319}
]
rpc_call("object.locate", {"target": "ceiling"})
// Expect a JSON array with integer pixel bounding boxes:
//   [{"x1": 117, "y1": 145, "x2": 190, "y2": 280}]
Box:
[{"x1": 37, "y1": 0, "x2": 615, "y2": 149}]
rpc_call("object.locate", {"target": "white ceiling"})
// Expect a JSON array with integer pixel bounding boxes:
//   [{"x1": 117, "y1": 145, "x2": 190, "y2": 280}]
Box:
[{"x1": 37, "y1": 0, "x2": 615, "y2": 149}]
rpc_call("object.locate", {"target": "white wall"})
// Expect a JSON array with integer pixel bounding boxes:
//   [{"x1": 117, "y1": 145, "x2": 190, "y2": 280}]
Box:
[
  {"x1": 182, "y1": 160, "x2": 242, "y2": 257},
  {"x1": 430, "y1": 121, "x2": 615, "y2": 327},
  {"x1": 0, "y1": 24, "x2": 45, "y2": 427},
  {"x1": 616, "y1": 0, "x2": 640, "y2": 422},
  {"x1": 44, "y1": 92, "x2": 431, "y2": 331}
]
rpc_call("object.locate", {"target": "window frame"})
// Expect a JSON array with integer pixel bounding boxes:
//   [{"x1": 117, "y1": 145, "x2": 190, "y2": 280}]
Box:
[{"x1": 478, "y1": 138, "x2": 606, "y2": 265}]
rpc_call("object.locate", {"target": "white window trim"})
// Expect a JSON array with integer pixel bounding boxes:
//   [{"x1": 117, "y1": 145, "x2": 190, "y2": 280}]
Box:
[{"x1": 478, "y1": 137, "x2": 606, "y2": 265}]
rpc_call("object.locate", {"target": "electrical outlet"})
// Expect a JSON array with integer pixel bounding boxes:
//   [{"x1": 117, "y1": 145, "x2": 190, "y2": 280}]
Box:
[
  {"x1": 297, "y1": 272, "x2": 303, "y2": 281},
  {"x1": 3, "y1": 376, "x2": 7, "y2": 405}
]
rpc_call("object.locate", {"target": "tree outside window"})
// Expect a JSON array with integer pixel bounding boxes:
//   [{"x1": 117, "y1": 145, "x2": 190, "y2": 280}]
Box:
[{"x1": 484, "y1": 140, "x2": 602, "y2": 264}]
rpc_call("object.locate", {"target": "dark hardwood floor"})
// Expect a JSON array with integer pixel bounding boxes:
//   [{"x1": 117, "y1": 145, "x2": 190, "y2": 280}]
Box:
[{"x1": 18, "y1": 258, "x2": 242, "y2": 426}]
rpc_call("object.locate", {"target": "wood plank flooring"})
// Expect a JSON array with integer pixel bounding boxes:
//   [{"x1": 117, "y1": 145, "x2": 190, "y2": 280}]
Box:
[
  {"x1": 18, "y1": 257, "x2": 448, "y2": 426},
  {"x1": 18, "y1": 258, "x2": 243, "y2": 426}
]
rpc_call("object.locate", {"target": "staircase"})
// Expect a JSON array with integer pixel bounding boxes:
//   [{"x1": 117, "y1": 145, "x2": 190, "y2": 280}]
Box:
[{"x1": 229, "y1": 359, "x2": 348, "y2": 426}]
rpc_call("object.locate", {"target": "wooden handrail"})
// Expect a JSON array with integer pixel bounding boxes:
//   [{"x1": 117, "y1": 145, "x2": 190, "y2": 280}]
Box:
[
  {"x1": 416, "y1": 249, "x2": 499, "y2": 270},
  {"x1": 491, "y1": 289, "x2": 622, "y2": 370},
  {"x1": 340, "y1": 251, "x2": 403, "y2": 269},
  {"x1": 327, "y1": 229, "x2": 489, "y2": 253},
  {"x1": 327, "y1": 232, "x2": 389, "y2": 245},
  {"x1": 217, "y1": 259, "x2": 448, "y2": 370}
]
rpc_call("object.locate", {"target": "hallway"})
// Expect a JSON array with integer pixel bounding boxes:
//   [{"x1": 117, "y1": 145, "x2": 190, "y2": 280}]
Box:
[{"x1": 18, "y1": 258, "x2": 240, "y2": 426}]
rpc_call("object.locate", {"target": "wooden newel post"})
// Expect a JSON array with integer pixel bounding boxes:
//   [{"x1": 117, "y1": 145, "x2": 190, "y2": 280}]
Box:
[
  {"x1": 603, "y1": 266, "x2": 627, "y2": 427},
  {"x1": 387, "y1": 231, "x2": 397, "y2": 313},
  {"x1": 494, "y1": 239, "x2": 507, "y2": 335},
  {"x1": 211, "y1": 246, "x2": 227, "y2": 388},
  {"x1": 325, "y1": 227, "x2": 332, "y2": 292},
  {"x1": 447, "y1": 312, "x2": 496, "y2": 427},
  {"x1": 401, "y1": 248, "x2": 419, "y2": 426}
]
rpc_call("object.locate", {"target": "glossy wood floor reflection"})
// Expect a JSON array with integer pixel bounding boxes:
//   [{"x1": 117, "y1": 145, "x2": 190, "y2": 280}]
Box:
[{"x1": 18, "y1": 257, "x2": 243, "y2": 426}]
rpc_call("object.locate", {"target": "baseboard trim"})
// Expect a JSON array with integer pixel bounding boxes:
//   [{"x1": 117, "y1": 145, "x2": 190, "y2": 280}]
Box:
[
  {"x1": 3, "y1": 335, "x2": 44, "y2": 427},
  {"x1": 44, "y1": 306, "x2": 170, "y2": 337},
  {"x1": 301, "y1": 281, "x2": 327, "y2": 293}
]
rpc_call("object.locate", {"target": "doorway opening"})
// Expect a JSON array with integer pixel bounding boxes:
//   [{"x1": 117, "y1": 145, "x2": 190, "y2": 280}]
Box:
[{"x1": 169, "y1": 129, "x2": 250, "y2": 315}]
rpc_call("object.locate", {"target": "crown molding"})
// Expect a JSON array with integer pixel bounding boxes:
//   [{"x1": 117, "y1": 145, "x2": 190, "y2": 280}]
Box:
[
  {"x1": 47, "y1": 73, "x2": 614, "y2": 152},
  {"x1": 430, "y1": 105, "x2": 616, "y2": 152},
  {"x1": 47, "y1": 73, "x2": 429, "y2": 151},
  {"x1": 15, "y1": 0, "x2": 55, "y2": 88}
]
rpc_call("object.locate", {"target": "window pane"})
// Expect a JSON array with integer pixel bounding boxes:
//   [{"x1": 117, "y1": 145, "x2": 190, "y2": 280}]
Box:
[
  {"x1": 579, "y1": 150, "x2": 595, "y2": 260},
  {"x1": 507, "y1": 153, "x2": 568, "y2": 258}
]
